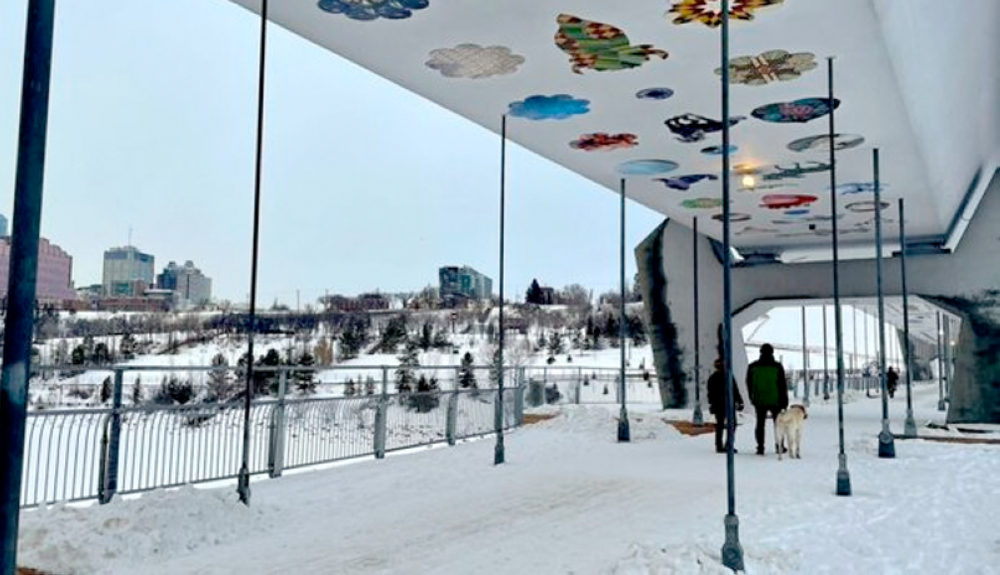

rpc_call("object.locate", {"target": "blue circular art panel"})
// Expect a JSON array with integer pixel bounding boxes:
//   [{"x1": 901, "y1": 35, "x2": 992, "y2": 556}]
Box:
[
  {"x1": 701, "y1": 145, "x2": 738, "y2": 155},
  {"x1": 636, "y1": 87, "x2": 675, "y2": 100},
  {"x1": 318, "y1": 0, "x2": 429, "y2": 21},
  {"x1": 616, "y1": 160, "x2": 679, "y2": 176}
]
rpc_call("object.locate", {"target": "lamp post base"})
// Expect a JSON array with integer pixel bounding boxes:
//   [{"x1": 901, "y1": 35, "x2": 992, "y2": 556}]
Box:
[
  {"x1": 618, "y1": 406, "x2": 631, "y2": 442},
  {"x1": 721, "y1": 513, "x2": 745, "y2": 572},
  {"x1": 692, "y1": 403, "x2": 704, "y2": 425},
  {"x1": 877, "y1": 427, "x2": 896, "y2": 459},
  {"x1": 903, "y1": 408, "x2": 918, "y2": 438},
  {"x1": 836, "y1": 453, "x2": 852, "y2": 496},
  {"x1": 237, "y1": 467, "x2": 251, "y2": 505}
]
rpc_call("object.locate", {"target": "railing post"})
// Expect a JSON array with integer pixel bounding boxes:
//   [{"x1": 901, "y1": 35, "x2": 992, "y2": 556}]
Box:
[
  {"x1": 99, "y1": 368, "x2": 124, "y2": 504},
  {"x1": 446, "y1": 390, "x2": 459, "y2": 446},
  {"x1": 374, "y1": 366, "x2": 388, "y2": 459},
  {"x1": 268, "y1": 368, "x2": 288, "y2": 478},
  {"x1": 515, "y1": 378, "x2": 525, "y2": 425}
]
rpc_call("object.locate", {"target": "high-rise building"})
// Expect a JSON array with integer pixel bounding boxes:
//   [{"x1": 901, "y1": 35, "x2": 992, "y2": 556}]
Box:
[
  {"x1": 0, "y1": 214, "x2": 8, "y2": 237},
  {"x1": 439, "y1": 265, "x2": 493, "y2": 302},
  {"x1": 0, "y1": 237, "x2": 76, "y2": 303},
  {"x1": 156, "y1": 260, "x2": 212, "y2": 307},
  {"x1": 103, "y1": 246, "x2": 154, "y2": 297}
]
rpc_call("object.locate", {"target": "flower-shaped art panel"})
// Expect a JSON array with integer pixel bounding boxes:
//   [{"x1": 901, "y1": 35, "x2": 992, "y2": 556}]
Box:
[
  {"x1": 667, "y1": 0, "x2": 784, "y2": 28},
  {"x1": 702, "y1": 145, "x2": 739, "y2": 155},
  {"x1": 846, "y1": 201, "x2": 890, "y2": 213},
  {"x1": 317, "y1": 0, "x2": 429, "y2": 21},
  {"x1": 425, "y1": 44, "x2": 525, "y2": 79},
  {"x1": 617, "y1": 160, "x2": 679, "y2": 176},
  {"x1": 760, "y1": 194, "x2": 818, "y2": 209},
  {"x1": 570, "y1": 133, "x2": 639, "y2": 151},
  {"x1": 555, "y1": 14, "x2": 668, "y2": 74},
  {"x1": 653, "y1": 174, "x2": 718, "y2": 191},
  {"x1": 681, "y1": 198, "x2": 724, "y2": 209},
  {"x1": 716, "y1": 50, "x2": 818, "y2": 86},
  {"x1": 666, "y1": 113, "x2": 745, "y2": 143},
  {"x1": 833, "y1": 182, "x2": 888, "y2": 195},
  {"x1": 637, "y1": 87, "x2": 675, "y2": 100},
  {"x1": 712, "y1": 212, "x2": 752, "y2": 222},
  {"x1": 788, "y1": 134, "x2": 864, "y2": 153},
  {"x1": 752, "y1": 98, "x2": 840, "y2": 123},
  {"x1": 761, "y1": 161, "x2": 831, "y2": 182},
  {"x1": 509, "y1": 95, "x2": 590, "y2": 121}
]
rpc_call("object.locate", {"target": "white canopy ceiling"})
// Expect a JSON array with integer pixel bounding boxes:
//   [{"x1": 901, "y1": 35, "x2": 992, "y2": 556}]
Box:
[{"x1": 231, "y1": 0, "x2": 1000, "y2": 256}]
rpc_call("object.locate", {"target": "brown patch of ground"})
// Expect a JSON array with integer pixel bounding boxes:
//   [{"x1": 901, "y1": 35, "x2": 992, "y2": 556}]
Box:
[
  {"x1": 523, "y1": 413, "x2": 558, "y2": 425},
  {"x1": 665, "y1": 420, "x2": 716, "y2": 436},
  {"x1": 19, "y1": 568, "x2": 52, "y2": 575}
]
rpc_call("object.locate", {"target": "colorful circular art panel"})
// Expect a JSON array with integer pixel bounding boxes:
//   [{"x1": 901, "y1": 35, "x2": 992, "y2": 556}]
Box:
[
  {"x1": 752, "y1": 98, "x2": 840, "y2": 123},
  {"x1": 681, "y1": 198, "x2": 724, "y2": 209},
  {"x1": 712, "y1": 212, "x2": 751, "y2": 222},
  {"x1": 702, "y1": 145, "x2": 739, "y2": 155},
  {"x1": 318, "y1": 0, "x2": 430, "y2": 21},
  {"x1": 717, "y1": 50, "x2": 818, "y2": 86},
  {"x1": 636, "y1": 87, "x2": 675, "y2": 100},
  {"x1": 760, "y1": 194, "x2": 818, "y2": 209},
  {"x1": 617, "y1": 159, "x2": 679, "y2": 176},
  {"x1": 570, "y1": 133, "x2": 638, "y2": 151},
  {"x1": 846, "y1": 201, "x2": 890, "y2": 213},
  {"x1": 788, "y1": 133, "x2": 864, "y2": 153}
]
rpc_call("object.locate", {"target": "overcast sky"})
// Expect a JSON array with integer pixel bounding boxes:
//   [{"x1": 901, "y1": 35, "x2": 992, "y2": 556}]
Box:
[{"x1": 0, "y1": 0, "x2": 666, "y2": 306}]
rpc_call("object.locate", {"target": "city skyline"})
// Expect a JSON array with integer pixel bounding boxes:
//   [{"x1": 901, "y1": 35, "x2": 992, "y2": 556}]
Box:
[{"x1": 0, "y1": 0, "x2": 665, "y2": 307}]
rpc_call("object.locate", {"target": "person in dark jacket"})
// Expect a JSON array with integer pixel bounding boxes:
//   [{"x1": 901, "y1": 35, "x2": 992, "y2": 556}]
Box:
[
  {"x1": 707, "y1": 358, "x2": 744, "y2": 453},
  {"x1": 747, "y1": 343, "x2": 788, "y2": 455},
  {"x1": 886, "y1": 366, "x2": 899, "y2": 398}
]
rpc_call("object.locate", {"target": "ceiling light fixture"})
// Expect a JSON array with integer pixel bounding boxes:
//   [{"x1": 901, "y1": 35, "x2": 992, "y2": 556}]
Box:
[{"x1": 741, "y1": 175, "x2": 756, "y2": 189}]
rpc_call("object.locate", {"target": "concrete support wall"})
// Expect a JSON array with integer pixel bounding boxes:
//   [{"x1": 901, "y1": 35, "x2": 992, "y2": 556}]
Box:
[{"x1": 639, "y1": 168, "x2": 1000, "y2": 422}]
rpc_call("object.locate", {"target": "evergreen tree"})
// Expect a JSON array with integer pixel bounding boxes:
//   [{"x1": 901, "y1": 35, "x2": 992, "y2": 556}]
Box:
[
  {"x1": 54, "y1": 339, "x2": 70, "y2": 365},
  {"x1": 395, "y1": 342, "x2": 419, "y2": 393},
  {"x1": 364, "y1": 376, "x2": 376, "y2": 395},
  {"x1": 257, "y1": 349, "x2": 282, "y2": 395},
  {"x1": 628, "y1": 313, "x2": 648, "y2": 346},
  {"x1": 344, "y1": 378, "x2": 357, "y2": 397},
  {"x1": 536, "y1": 331, "x2": 548, "y2": 352},
  {"x1": 605, "y1": 314, "x2": 620, "y2": 348},
  {"x1": 100, "y1": 376, "x2": 113, "y2": 404},
  {"x1": 408, "y1": 374, "x2": 441, "y2": 413},
  {"x1": 93, "y1": 342, "x2": 111, "y2": 365},
  {"x1": 378, "y1": 315, "x2": 409, "y2": 353},
  {"x1": 459, "y1": 352, "x2": 477, "y2": 389},
  {"x1": 547, "y1": 331, "x2": 564, "y2": 357},
  {"x1": 207, "y1": 353, "x2": 236, "y2": 402},
  {"x1": 71, "y1": 344, "x2": 86, "y2": 366},
  {"x1": 131, "y1": 376, "x2": 143, "y2": 404},
  {"x1": 525, "y1": 279, "x2": 544, "y2": 304},
  {"x1": 294, "y1": 351, "x2": 317, "y2": 394},
  {"x1": 120, "y1": 333, "x2": 137, "y2": 360},
  {"x1": 419, "y1": 321, "x2": 433, "y2": 351}
]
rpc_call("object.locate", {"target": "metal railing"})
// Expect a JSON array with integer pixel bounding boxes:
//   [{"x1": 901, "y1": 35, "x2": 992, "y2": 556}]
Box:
[
  {"x1": 18, "y1": 364, "x2": 525, "y2": 508},
  {"x1": 521, "y1": 366, "x2": 658, "y2": 406}
]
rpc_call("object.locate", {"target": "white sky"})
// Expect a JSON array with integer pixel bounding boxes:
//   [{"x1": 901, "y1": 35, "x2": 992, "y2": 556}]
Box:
[{"x1": 0, "y1": 0, "x2": 665, "y2": 305}]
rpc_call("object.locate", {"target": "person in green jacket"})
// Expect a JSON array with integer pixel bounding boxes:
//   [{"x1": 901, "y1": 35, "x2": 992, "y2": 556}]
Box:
[{"x1": 746, "y1": 343, "x2": 788, "y2": 455}]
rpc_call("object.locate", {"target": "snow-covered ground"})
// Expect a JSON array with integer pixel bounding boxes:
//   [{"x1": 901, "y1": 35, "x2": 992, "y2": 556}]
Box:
[{"x1": 17, "y1": 381, "x2": 999, "y2": 574}]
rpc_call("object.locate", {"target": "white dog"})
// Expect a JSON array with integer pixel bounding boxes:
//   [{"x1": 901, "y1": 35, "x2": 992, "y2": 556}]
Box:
[{"x1": 775, "y1": 404, "x2": 808, "y2": 460}]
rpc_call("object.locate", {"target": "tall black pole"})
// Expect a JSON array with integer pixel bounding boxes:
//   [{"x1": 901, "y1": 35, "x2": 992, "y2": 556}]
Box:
[
  {"x1": 692, "y1": 217, "x2": 704, "y2": 425},
  {"x1": 237, "y1": 0, "x2": 269, "y2": 505},
  {"x1": 822, "y1": 304, "x2": 829, "y2": 400},
  {"x1": 801, "y1": 306, "x2": 809, "y2": 400},
  {"x1": 873, "y1": 149, "x2": 895, "y2": 458},
  {"x1": 618, "y1": 179, "x2": 631, "y2": 442},
  {"x1": 495, "y1": 114, "x2": 507, "y2": 465},
  {"x1": 0, "y1": 0, "x2": 56, "y2": 570},
  {"x1": 719, "y1": 1, "x2": 745, "y2": 571},
  {"x1": 828, "y1": 57, "x2": 852, "y2": 496}
]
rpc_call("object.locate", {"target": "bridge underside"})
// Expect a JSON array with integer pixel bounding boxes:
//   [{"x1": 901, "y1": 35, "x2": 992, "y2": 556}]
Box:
[{"x1": 638, "y1": 168, "x2": 1000, "y2": 423}]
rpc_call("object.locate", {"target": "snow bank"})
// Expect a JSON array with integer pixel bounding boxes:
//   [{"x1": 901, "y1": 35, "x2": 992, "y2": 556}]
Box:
[{"x1": 18, "y1": 486, "x2": 271, "y2": 575}]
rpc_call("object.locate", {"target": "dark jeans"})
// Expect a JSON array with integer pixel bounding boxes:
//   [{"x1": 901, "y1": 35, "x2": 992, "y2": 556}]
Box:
[
  {"x1": 755, "y1": 406, "x2": 781, "y2": 452},
  {"x1": 714, "y1": 412, "x2": 736, "y2": 451}
]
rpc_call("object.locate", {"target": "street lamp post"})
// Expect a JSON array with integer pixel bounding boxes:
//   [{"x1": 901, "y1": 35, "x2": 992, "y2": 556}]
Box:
[
  {"x1": 618, "y1": 179, "x2": 631, "y2": 442},
  {"x1": 827, "y1": 57, "x2": 852, "y2": 496},
  {"x1": 937, "y1": 311, "x2": 946, "y2": 411},
  {"x1": 719, "y1": 2, "x2": 745, "y2": 570},
  {"x1": 495, "y1": 114, "x2": 507, "y2": 465},
  {"x1": 873, "y1": 149, "x2": 895, "y2": 458}
]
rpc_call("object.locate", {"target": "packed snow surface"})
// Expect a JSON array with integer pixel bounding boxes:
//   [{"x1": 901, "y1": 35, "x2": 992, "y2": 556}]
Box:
[{"x1": 19, "y1": 383, "x2": 1000, "y2": 574}]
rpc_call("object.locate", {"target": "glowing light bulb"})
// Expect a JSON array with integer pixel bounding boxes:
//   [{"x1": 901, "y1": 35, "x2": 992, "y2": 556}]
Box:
[{"x1": 741, "y1": 175, "x2": 756, "y2": 189}]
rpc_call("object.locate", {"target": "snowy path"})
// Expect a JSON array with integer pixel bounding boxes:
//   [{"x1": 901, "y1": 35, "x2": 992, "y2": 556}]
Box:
[{"x1": 19, "y1": 383, "x2": 1000, "y2": 574}]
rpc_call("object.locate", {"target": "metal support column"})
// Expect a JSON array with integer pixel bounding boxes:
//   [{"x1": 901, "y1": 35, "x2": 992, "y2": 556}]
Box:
[
  {"x1": 692, "y1": 217, "x2": 704, "y2": 424},
  {"x1": 719, "y1": 2, "x2": 745, "y2": 570},
  {"x1": 495, "y1": 114, "x2": 507, "y2": 464},
  {"x1": 1, "y1": 0, "x2": 57, "y2": 570},
  {"x1": 852, "y1": 305, "x2": 858, "y2": 386},
  {"x1": 936, "y1": 312, "x2": 946, "y2": 411},
  {"x1": 943, "y1": 316, "x2": 952, "y2": 406},
  {"x1": 873, "y1": 149, "x2": 895, "y2": 458},
  {"x1": 827, "y1": 57, "x2": 852, "y2": 495},
  {"x1": 237, "y1": 0, "x2": 270, "y2": 507},
  {"x1": 618, "y1": 179, "x2": 631, "y2": 442}
]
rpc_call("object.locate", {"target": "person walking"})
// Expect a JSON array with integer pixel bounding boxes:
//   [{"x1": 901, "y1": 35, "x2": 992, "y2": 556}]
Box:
[
  {"x1": 747, "y1": 343, "x2": 788, "y2": 455},
  {"x1": 886, "y1": 366, "x2": 899, "y2": 399},
  {"x1": 707, "y1": 358, "x2": 744, "y2": 453}
]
